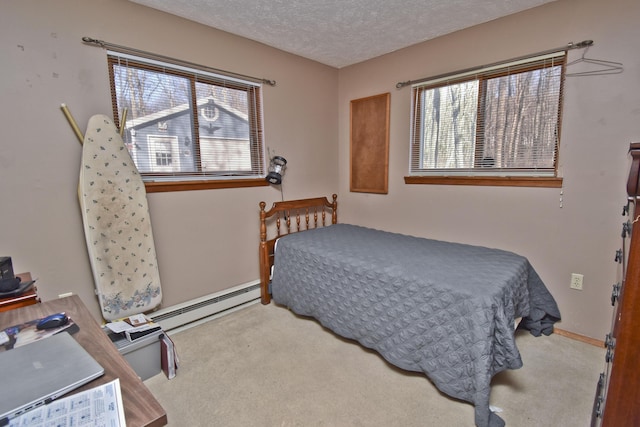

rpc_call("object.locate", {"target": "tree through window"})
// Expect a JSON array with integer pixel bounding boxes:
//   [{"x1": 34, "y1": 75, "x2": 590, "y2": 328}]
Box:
[{"x1": 409, "y1": 51, "x2": 566, "y2": 178}]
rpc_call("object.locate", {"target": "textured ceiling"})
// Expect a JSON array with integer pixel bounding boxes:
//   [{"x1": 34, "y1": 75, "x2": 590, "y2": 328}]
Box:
[{"x1": 129, "y1": 0, "x2": 556, "y2": 68}]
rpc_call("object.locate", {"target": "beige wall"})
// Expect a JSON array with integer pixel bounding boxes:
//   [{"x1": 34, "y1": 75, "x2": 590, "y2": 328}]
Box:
[
  {"x1": 2, "y1": 0, "x2": 639, "y2": 340},
  {"x1": 338, "y1": 0, "x2": 640, "y2": 339},
  {"x1": 0, "y1": 0, "x2": 338, "y2": 320}
]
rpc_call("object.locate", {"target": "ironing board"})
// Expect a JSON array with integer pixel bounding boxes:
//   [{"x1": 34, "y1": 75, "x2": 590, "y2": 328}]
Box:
[{"x1": 78, "y1": 114, "x2": 162, "y2": 320}]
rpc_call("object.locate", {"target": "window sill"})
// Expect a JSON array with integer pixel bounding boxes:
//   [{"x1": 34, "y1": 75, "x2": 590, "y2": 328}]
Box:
[
  {"x1": 404, "y1": 176, "x2": 563, "y2": 188},
  {"x1": 144, "y1": 178, "x2": 269, "y2": 193}
]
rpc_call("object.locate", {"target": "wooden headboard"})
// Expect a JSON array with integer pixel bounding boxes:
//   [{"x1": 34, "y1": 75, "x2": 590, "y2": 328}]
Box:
[{"x1": 258, "y1": 194, "x2": 338, "y2": 304}]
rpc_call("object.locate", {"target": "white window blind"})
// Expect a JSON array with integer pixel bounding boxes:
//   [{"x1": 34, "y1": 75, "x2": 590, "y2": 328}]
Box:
[
  {"x1": 107, "y1": 51, "x2": 266, "y2": 182},
  {"x1": 410, "y1": 51, "x2": 566, "y2": 177}
]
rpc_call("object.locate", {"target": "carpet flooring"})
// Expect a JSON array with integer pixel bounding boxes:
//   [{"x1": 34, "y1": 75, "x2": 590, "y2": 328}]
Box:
[{"x1": 144, "y1": 302, "x2": 605, "y2": 426}]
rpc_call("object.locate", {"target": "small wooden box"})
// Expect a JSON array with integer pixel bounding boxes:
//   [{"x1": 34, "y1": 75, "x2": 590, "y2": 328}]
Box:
[{"x1": 0, "y1": 273, "x2": 40, "y2": 312}]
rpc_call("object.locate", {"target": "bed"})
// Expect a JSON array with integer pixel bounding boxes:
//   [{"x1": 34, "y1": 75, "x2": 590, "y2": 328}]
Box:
[{"x1": 258, "y1": 194, "x2": 561, "y2": 427}]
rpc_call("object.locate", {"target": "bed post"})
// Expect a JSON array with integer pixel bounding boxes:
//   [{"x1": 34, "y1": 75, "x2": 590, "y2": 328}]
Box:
[
  {"x1": 331, "y1": 194, "x2": 338, "y2": 224},
  {"x1": 259, "y1": 201, "x2": 271, "y2": 304}
]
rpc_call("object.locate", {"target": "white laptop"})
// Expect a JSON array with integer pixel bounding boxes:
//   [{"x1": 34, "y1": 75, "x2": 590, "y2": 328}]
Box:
[{"x1": 0, "y1": 331, "x2": 104, "y2": 425}]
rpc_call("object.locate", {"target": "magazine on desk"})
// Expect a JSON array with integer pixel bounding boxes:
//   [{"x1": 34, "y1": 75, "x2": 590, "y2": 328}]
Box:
[
  {"x1": 0, "y1": 317, "x2": 78, "y2": 352},
  {"x1": 8, "y1": 379, "x2": 125, "y2": 427}
]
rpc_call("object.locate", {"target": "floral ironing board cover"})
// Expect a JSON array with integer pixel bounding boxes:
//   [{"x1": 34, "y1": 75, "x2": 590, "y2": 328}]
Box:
[{"x1": 78, "y1": 114, "x2": 162, "y2": 320}]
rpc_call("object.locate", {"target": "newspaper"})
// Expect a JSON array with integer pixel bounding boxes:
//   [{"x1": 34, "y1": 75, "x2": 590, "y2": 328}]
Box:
[{"x1": 9, "y1": 379, "x2": 126, "y2": 427}]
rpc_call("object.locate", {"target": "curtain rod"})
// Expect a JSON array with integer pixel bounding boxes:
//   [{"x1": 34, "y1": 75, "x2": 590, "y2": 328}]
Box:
[
  {"x1": 395, "y1": 39, "x2": 593, "y2": 89},
  {"x1": 82, "y1": 36, "x2": 276, "y2": 86}
]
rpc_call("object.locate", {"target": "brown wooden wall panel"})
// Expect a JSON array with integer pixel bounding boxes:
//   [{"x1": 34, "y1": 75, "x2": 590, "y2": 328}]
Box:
[{"x1": 350, "y1": 93, "x2": 390, "y2": 194}]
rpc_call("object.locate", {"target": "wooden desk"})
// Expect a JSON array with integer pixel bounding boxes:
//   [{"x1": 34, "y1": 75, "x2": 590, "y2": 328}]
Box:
[{"x1": 0, "y1": 295, "x2": 167, "y2": 427}]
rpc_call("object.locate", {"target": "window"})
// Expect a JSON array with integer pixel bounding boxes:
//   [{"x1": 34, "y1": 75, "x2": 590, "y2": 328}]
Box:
[
  {"x1": 148, "y1": 136, "x2": 179, "y2": 171},
  {"x1": 107, "y1": 52, "x2": 267, "y2": 192},
  {"x1": 408, "y1": 51, "x2": 566, "y2": 187}
]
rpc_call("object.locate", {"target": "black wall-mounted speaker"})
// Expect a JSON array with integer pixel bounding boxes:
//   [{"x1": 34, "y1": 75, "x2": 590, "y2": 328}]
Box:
[{"x1": 0, "y1": 256, "x2": 14, "y2": 280}]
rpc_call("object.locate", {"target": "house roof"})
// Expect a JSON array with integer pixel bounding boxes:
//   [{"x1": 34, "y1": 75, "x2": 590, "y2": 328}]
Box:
[{"x1": 125, "y1": 97, "x2": 247, "y2": 129}]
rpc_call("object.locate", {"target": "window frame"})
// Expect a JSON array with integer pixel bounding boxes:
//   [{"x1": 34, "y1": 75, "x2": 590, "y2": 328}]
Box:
[
  {"x1": 107, "y1": 52, "x2": 269, "y2": 193},
  {"x1": 406, "y1": 52, "x2": 566, "y2": 188}
]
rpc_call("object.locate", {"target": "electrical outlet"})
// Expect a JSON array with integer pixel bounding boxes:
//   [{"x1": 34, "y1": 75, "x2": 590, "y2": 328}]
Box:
[{"x1": 570, "y1": 273, "x2": 584, "y2": 290}]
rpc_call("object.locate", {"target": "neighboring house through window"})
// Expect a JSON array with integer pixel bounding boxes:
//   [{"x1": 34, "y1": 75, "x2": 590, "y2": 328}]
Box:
[{"x1": 107, "y1": 52, "x2": 267, "y2": 192}]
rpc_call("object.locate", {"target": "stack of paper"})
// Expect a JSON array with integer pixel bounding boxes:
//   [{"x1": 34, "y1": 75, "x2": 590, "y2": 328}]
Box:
[{"x1": 105, "y1": 314, "x2": 162, "y2": 342}]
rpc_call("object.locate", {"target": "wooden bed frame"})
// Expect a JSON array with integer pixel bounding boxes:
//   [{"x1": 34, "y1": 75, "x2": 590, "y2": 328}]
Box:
[{"x1": 259, "y1": 194, "x2": 338, "y2": 304}]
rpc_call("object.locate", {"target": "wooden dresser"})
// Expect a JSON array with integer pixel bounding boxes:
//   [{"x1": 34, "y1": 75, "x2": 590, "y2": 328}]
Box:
[{"x1": 591, "y1": 143, "x2": 640, "y2": 426}]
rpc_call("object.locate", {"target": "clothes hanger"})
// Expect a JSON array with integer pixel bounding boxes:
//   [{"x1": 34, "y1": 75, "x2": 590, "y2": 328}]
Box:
[{"x1": 566, "y1": 43, "x2": 623, "y2": 77}]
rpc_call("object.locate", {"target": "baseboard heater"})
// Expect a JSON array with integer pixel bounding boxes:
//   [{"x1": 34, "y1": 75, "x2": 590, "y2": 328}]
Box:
[{"x1": 148, "y1": 280, "x2": 261, "y2": 332}]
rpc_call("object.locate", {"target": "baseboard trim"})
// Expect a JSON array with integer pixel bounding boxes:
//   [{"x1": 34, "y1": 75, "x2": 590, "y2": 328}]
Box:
[{"x1": 553, "y1": 327, "x2": 604, "y2": 347}]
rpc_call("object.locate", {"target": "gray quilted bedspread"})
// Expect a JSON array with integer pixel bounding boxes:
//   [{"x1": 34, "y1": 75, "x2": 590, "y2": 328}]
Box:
[{"x1": 271, "y1": 224, "x2": 560, "y2": 427}]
